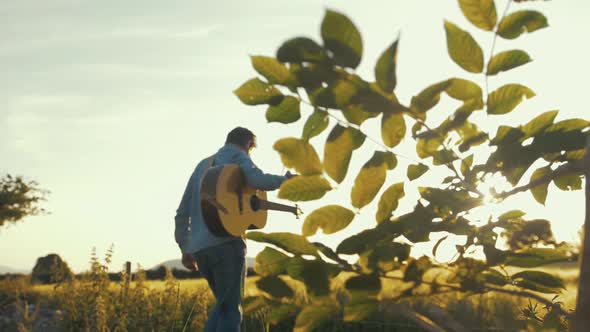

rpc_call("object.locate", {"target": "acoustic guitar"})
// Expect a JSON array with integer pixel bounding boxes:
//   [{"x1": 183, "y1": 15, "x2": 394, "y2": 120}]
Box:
[{"x1": 200, "y1": 164, "x2": 302, "y2": 237}]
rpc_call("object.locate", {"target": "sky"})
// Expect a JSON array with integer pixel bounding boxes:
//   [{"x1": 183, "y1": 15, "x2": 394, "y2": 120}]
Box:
[{"x1": 1, "y1": 0, "x2": 589, "y2": 273}]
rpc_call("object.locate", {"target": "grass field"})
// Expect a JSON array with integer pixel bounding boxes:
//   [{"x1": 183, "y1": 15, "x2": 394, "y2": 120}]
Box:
[{"x1": 1, "y1": 261, "x2": 579, "y2": 331}]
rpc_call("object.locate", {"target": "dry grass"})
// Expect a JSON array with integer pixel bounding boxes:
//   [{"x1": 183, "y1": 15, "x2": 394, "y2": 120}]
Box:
[{"x1": 2, "y1": 262, "x2": 579, "y2": 331}]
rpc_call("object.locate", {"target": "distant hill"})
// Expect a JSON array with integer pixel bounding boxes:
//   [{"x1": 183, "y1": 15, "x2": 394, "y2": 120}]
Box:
[
  {"x1": 0, "y1": 265, "x2": 27, "y2": 274},
  {"x1": 152, "y1": 257, "x2": 256, "y2": 271}
]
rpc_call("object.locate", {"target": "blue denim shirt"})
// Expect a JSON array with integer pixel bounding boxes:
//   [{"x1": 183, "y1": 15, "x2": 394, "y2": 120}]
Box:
[{"x1": 174, "y1": 143, "x2": 286, "y2": 254}]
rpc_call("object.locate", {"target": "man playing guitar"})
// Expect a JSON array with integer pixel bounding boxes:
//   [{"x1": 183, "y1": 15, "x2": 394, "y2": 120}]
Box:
[{"x1": 174, "y1": 127, "x2": 294, "y2": 332}]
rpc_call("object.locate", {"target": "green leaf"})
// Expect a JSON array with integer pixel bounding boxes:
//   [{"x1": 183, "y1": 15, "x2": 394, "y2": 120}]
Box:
[
  {"x1": 321, "y1": 10, "x2": 363, "y2": 68},
  {"x1": 246, "y1": 231, "x2": 318, "y2": 256},
  {"x1": 407, "y1": 163, "x2": 429, "y2": 181},
  {"x1": 290, "y1": 63, "x2": 336, "y2": 88},
  {"x1": 307, "y1": 86, "x2": 337, "y2": 108},
  {"x1": 397, "y1": 206, "x2": 437, "y2": 243},
  {"x1": 287, "y1": 258, "x2": 340, "y2": 297},
  {"x1": 349, "y1": 127, "x2": 366, "y2": 150},
  {"x1": 234, "y1": 78, "x2": 284, "y2": 105},
  {"x1": 505, "y1": 248, "x2": 572, "y2": 268},
  {"x1": 351, "y1": 151, "x2": 394, "y2": 209},
  {"x1": 444, "y1": 21, "x2": 484, "y2": 73},
  {"x1": 512, "y1": 270, "x2": 565, "y2": 290},
  {"x1": 497, "y1": 10, "x2": 548, "y2": 40},
  {"x1": 487, "y1": 84, "x2": 535, "y2": 115},
  {"x1": 565, "y1": 149, "x2": 586, "y2": 161},
  {"x1": 458, "y1": 122, "x2": 488, "y2": 152},
  {"x1": 375, "y1": 182, "x2": 405, "y2": 223},
  {"x1": 419, "y1": 187, "x2": 482, "y2": 216},
  {"x1": 521, "y1": 110, "x2": 559, "y2": 138},
  {"x1": 324, "y1": 125, "x2": 355, "y2": 183},
  {"x1": 277, "y1": 37, "x2": 328, "y2": 63},
  {"x1": 302, "y1": 109, "x2": 329, "y2": 141},
  {"x1": 332, "y1": 78, "x2": 362, "y2": 108},
  {"x1": 266, "y1": 96, "x2": 301, "y2": 124},
  {"x1": 273, "y1": 138, "x2": 322, "y2": 175},
  {"x1": 302, "y1": 205, "x2": 355, "y2": 237},
  {"x1": 491, "y1": 125, "x2": 525, "y2": 145},
  {"x1": 416, "y1": 136, "x2": 444, "y2": 159},
  {"x1": 546, "y1": 119, "x2": 590, "y2": 133},
  {"x1": 481, "y1": 269, "x2": 508, "y2": 286},
  {"x1": 345, "y1": 274, "x2": 381, "y2": 295},
  {"x1": 461, "y1": 154, "x2": 474, "y2": 175},
  {"x1": 442, "y1": 176, "x2": 455, "y2": 184},
  {"x1": 256, "y1": 276, "x2": 294, "y2": 298},
  {"x1": 486, "y1": 50, "x2": 532, "y2": 76},
  {"x1": 498, "y1": 210, "x2": 526, "y2": 221},
  {"x1": 341, "y1": 105, "x2": 373, "y2": 125},
  {"x1": 349, "y1": 86, "x2": 398, "y2": 114},
  {"x1": 554, "y1": 173, "x2": 582, "y2": 191},
  {"x1": 254, "y1": 247, "x2": 290, "y2": 276},
  {"x1": 432, "y1": 149, "x2": 459, "y2": 166},
  {"x1": 381, "y1": 111, "x2": 406, "y2": 148},
  {"x1": 312, "y1": 242, "x2": 348, "y2": 265},
  {"x1": 513, "y1": 279, "x2": 562, "y2": 294},
  {"x1": 251, "y1": 55, "x2": 292, "y2": 84},
  {"x1": 530, "y1": 166, "x2": 551, "y2": 205},
  {"x1": 294, "y1": 301, "x2": 340, "y2": 332},
  {"x1": 411, "y1": 80, "x2": 451, "y2": 113},
  {"x1": 446, "y1": 78, "x2": 483, "y2": 102},
  {"x1": 456, "y1": 98, "x2": 485, "y2": 114},
  {"x1": 375, "y1": 39, "x2": 399, "y2": 93},
  {"x1": 359, "y1": 242, "x2": 411, "y2": 273},
  {"x1": 458, "y1": 0, "x2": 497, "y2": 31},
  {"x1": 278, "y1": 175, "x2": 332, "y2": 202},
  {"x1": 337, "y1": 222, "x2": 402, "y2": 255}
]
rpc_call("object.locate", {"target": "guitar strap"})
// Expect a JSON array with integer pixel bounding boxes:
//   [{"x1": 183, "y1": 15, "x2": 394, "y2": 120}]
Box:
[{"x1": 200, "y1": 154, "x2": 229, "y2": 214}]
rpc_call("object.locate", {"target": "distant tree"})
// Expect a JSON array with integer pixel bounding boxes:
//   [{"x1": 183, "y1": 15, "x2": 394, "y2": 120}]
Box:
[
  {"x1": 0, "y1": 174, "x2": 48, "y2": 228},
  {"x1": 31, "y1": 254, "x2": 73, "y2": 284},
  {"x1": 501, "y1": 218, "x2": 556, "y2": 250}
]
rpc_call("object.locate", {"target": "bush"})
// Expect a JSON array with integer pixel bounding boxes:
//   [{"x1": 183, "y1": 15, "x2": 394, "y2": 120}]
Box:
[{"x1": 31, "y1": 254, "x2": 73, "y2": 284}]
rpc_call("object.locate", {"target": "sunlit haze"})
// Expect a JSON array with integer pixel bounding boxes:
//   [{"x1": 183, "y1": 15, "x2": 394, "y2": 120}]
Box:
[{"x1": 1, "y1": 0, "x2": 588, "y2": 272}]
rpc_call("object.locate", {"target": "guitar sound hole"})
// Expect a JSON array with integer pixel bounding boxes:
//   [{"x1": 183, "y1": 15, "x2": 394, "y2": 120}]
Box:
[{"x1": 250, "y1": 195, "x2": 260, "y2": 211}]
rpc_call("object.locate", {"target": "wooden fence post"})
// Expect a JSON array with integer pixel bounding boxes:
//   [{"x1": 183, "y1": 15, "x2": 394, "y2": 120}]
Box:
[{"x1": 124, "y1": 261, "x2": 132, "y2": 300}]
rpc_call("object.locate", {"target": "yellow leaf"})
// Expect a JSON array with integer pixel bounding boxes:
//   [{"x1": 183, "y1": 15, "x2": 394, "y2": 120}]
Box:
[
  {"x1": 273, "y1": 138, "x2": 322, "y2": 175},
  {"x1": 278, "y1": 175, "x2": 331, "y2": 202}
]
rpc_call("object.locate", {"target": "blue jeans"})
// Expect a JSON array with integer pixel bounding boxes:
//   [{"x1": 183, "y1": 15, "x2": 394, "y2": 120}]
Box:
[{"x1": 193, "y1": 240, "x2": 246, "y2": 332}]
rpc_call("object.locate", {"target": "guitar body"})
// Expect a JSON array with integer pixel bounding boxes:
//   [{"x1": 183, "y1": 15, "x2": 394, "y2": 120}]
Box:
[{"x1": 200, "y1": 164, "x2": 268, "y2": 237}]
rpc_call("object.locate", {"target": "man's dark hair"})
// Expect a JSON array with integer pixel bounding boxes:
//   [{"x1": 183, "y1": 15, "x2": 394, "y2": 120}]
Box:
[{"x1": 225, "y1": 127, "x2": 256, "y2": 149}]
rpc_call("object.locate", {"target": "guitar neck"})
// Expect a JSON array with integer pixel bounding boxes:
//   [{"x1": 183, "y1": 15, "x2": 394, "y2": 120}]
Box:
[{"x1": 254, "y1": 198, "x2": 299, "y2": 216}]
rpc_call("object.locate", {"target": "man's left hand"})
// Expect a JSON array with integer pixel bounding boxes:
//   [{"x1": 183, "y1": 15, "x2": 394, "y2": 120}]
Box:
[{"x1": 181, "y1": 253, "x2": 197, "y2": 271}]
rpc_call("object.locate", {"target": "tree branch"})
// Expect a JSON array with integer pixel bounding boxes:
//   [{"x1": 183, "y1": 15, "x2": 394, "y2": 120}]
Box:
[
  {"x1": 484, "y1": 285, "x2": 573, "y2": 319},
  {"x1": 382, "y1": 273, "x2": 573, "y2": 319},
  {"x1": 495, "y1": 160, "x2": 585, "y2": 200}
]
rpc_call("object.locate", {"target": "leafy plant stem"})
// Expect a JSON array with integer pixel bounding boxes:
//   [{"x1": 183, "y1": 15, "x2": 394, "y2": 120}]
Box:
[
  {"x1": 484, "y1": 285, "x2": 573, "y2": 319},
  {"x1": 495, "y1": 160, "x2": 584, "y2": 200},
  {"x1": 414, "y1": 117, "x2": 484, "y2": 198},
  {"x1": 485, "y1": 0, "x2": 513, "y2": 98},
  {"x1": 294, "y1": 93, "x2": 418, "y2": 163}
]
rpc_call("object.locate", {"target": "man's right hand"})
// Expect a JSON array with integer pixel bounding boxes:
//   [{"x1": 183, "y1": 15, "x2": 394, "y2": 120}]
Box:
[{"x1": 181, "y1": 253, "x2": 197, "y2": 271}]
